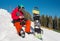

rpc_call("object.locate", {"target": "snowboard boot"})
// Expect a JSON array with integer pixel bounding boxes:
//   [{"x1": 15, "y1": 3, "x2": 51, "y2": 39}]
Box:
[{"x1": 18, "y1": 32, "x2": 21, "y2": 36}]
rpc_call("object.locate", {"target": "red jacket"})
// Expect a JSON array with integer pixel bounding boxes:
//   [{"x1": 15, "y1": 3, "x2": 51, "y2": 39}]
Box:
[{"x1": 11, "y1": 7, "x2": 24, "y2": 21}]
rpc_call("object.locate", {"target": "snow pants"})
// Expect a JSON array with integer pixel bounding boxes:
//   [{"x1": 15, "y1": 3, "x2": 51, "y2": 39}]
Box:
[{"x1": 14, "y1": 20, "x2": 31, "y2": 34}]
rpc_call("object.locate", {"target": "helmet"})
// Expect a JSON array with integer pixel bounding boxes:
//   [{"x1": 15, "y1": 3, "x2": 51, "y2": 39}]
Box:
[
  {"x1": 18, "y1": 4, "x2": 24, "y2": 9},
  {"x1": 34, "y1": 7, "x2": 39, "y2": 11},
  {"x1": 32, "y1": 7, "x2": 40, "y2": 14}
]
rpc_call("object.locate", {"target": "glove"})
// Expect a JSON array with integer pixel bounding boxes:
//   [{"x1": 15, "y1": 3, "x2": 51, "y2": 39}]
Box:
[
  {"x1": 19, "y1": 16, "x2": 24, "y2": 19},
  {"x1": 24, "y1": 18, "x2": 27, "y2": 21},
  {"x1": 12, "y1": 19, "x2": 20, "y2": 23},
  {"x1": 20, "y1": 20, "x2": 25, "y2": 25}
]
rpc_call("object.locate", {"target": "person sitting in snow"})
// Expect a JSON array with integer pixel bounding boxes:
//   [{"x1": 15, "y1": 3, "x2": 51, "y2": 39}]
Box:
[{"x1": 11, "y1": 4, "x2": 32, "y2": 36}]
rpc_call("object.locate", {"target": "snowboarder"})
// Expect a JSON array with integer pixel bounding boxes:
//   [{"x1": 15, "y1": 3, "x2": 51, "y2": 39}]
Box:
[
  {"x1": 32, "y1": 7, "x2": 41, "y2": 32},
  {"x1": 32, "y1": 7, "x2": 43, "y2": 40},
  {"x1": 11, "y1": 4, "x2": 31, "y2": 37}
]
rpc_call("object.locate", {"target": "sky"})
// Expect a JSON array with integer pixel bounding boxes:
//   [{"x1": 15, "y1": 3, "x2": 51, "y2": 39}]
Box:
[{"x1": 0, "y1": 0, "x2": 60, "y2": 18}]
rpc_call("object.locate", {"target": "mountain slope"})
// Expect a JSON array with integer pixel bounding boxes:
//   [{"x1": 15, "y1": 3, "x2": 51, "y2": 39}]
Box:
[{"x1": 0, "y1": 9, "x2": 60, "y2": 41}]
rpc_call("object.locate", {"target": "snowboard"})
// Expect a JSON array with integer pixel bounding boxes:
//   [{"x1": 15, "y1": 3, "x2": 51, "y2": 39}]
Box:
[
  {"x1": 33, "y1": 20, "x2": 43, "y2": 40},
  {"x1": 31, "y1": 26, "x2": 43, "y2": 40},
  {"x1": 20, "y1": 29, "x2": 25, "y2": 38},
  {"x1": 34, "y1": 28, "x2": 43, "y2": 40},
  {"x1": 20, "y1": 20, "x2": 26, "y2": 38}
]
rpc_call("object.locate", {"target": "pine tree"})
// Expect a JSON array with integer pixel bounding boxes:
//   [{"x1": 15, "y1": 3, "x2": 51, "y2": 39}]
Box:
[
  {"x1": 45, "y1": 15, "x2": 49, "y2": 27},
  {"x1": 53, "y1": 16, "x2": 58, "y2": 30},
  {"x1": 40, "y1": 15, "x2": 45, "y2": 26},
  {"x1": 58, "y1": 18, "x2": 60, "y2": 30},
  {"x1": 48, "y1": 16, "x2": 53, "y2": 29}
]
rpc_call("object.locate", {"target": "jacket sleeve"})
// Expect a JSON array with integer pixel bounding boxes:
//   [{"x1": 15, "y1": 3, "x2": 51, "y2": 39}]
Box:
[{"x1": 11, "y1": 8, "x2": 19, "y2": 20}]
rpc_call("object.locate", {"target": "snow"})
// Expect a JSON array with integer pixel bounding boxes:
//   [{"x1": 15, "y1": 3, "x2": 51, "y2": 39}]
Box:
[{"x1": 0, "y1": 9, "x2": 60, "y2": 41}]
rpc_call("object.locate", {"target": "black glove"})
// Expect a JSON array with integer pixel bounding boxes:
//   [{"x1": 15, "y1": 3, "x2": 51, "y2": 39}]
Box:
[
  {"x1": 20, "y1": 20, "x2": 25, "y2": 25},
  {"x1": 12, "y1": 19, "x2": 20, "y2": 23},
  {"x1": 24, "y1": 18, "x2": 28, "y2": 21}
]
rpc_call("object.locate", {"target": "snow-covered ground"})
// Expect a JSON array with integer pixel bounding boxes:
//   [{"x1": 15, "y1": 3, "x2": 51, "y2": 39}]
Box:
[{"x1": 0, "y1": 9, "x2": 60, "y2": 41}]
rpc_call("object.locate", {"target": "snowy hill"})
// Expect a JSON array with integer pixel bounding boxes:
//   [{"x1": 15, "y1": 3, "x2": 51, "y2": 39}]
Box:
[{"x1": 0, "y1": 9, "x2": 60, "y2": 41}]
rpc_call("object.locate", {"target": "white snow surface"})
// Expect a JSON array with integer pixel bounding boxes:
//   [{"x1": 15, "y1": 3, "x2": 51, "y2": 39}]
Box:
[{"x1": 0, "y1": 9, "x2": 60, "y2": 41}]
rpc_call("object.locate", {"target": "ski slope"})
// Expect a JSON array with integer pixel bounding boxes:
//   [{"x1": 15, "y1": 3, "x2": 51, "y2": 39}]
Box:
[{"x1": 0, "y1": 9, "x2": 60, "y2": 41}]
